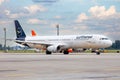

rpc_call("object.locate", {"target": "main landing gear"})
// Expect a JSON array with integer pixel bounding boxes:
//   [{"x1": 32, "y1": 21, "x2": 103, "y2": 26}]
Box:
[
  {"x1": 46, "y1": 50, "x2": 52, "y2": 55},
  {"x1": 46, "y1": 50, "x2": 69, "y2": 55},
  {"x1": 96, "y1": 51, "x2": 101, "y2": 55},
  {"x1": 63, "y1": 50, "x2": 69, "y2": 54},
  {"x1": 91, "y1": 49, "x2": 101, "y2": 55},
  {"x1": 95, "y1": 50, "x2": 101, "y2": 55}
]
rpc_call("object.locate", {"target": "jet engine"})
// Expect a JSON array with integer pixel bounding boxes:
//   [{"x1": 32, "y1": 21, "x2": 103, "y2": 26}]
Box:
[{"x1": 47, "y1": 45, "x2": 60, "y2": 52}]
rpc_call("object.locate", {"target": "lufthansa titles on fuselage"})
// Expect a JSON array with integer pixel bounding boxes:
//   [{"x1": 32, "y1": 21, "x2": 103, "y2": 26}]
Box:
[{"x1": 76, "y1": 36, "x2": 93, "y2": 40}]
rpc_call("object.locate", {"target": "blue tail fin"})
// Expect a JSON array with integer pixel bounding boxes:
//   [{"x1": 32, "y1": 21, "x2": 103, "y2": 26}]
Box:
[{"x1": 14, "y1": 20, "x2": 26, "y2": 40}]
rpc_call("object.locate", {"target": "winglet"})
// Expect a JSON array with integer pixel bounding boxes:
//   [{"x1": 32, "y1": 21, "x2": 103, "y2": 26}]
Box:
[{"x1": 31, "y1": 30, "x2": 37, "y2": 37}]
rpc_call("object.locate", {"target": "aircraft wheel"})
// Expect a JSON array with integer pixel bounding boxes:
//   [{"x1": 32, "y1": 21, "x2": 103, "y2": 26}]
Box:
[
  {"x1": 96, "y1": 52, "x2": 100, "y2": 55},
  {"x1": 63, "y1": 50, "x2": 69, "y2": 55},
  {"x1": 46, "y1": 50, "x2": 52, "y2": 55}
]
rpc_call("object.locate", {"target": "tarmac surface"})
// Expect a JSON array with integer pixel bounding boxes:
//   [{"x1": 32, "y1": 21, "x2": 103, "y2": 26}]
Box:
[{"x1": 0, "y1": 53, "x2": 120, "y2": 80}]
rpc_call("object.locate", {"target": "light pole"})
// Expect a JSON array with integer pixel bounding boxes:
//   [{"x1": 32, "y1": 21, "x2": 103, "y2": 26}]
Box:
[
  {"x1": 4, "y1": 28, "x2": 6, "y2": 53},
  {"x1": 56, "y1": 24, "x2": 59, "y2": 36}
]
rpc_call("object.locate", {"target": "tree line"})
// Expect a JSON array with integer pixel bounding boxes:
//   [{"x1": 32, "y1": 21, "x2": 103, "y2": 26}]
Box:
[{"x1": 109, "y1": 40, "x2": 120, "y2": 49}]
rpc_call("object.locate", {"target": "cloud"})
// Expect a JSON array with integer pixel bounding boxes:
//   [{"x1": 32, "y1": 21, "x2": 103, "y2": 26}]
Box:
[
  {"x1": 0, "y1": 0, "x2": 4, "y2": 5},
  {"x1": 0, "y1": 0, "x2": 9, "y2": 5},
  {"x1": 75, "y1": 5, "x2": 120, "y2": 26},
  {"x1": 3, "y1": 4, "x2": 47, "y2": 19},
  {"x1": 4, "y1": 10, "x2": 27, "y2": 18},
  {"x1": 75, "y1": 6, "x2": 120, "y2": 23},
  {"x1": 54, "y1": 15, "x2": 62, "y2": 19},
  {"x1": 24, "y1": 5, "x2": 47, "y2": 14},
  {"x1": 89, "y1": 6, "x2": 117, "y2": 19},
  {"x1": 0, "y1": 20, "x2": 11, "y2": 24},
  {"x1": 27, "y1": 18, "x2": 47, "y2": 24},
  {"x1": 75, "y1": 13, "x2": 88, "y2": 23},
  {"x1": 2, "y1": 5, "x2": 46, "y2": 19},
  {"x1": 73, "y1": 25, "x2": 88, "y2": 31}
]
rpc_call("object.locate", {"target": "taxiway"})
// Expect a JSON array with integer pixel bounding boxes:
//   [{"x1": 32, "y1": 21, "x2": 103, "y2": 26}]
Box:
[{"x1": 0, "y1": 53, "x2": 120, "y2": 80}]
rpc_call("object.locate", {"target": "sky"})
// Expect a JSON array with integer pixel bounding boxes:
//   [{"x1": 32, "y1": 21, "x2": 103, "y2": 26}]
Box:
[{"x1": 0, "y1": 0, "x2": 120, "y2": 46}]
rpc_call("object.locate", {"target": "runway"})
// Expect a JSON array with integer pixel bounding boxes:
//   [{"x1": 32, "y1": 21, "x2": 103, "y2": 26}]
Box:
[{"x1": 0, "y1": 53, "x2": 120, "y2": 80}]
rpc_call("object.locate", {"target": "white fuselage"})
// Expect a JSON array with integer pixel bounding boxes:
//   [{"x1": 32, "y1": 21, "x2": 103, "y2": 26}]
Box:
[{"x1": 24, "y1": 34, "x2": 112, "y2": 50}]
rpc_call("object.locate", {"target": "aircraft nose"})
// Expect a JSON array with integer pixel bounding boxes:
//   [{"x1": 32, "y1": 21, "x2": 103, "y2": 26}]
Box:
[
  {"x1": 108, "y1": 40, "x2": 113, "y2": 47},
  {"x1": 103, "y1": 40, "x2": 112, "y2": 48}
]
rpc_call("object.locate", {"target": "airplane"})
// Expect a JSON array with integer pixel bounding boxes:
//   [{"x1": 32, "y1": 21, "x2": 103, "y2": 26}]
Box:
[{"x1": 14, "y1": 20, "x2": 112, "y2": 55}]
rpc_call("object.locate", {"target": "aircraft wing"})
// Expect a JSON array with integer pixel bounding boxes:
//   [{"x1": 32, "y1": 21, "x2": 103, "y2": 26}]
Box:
[
  {"x1": 15, "y1": 40, "x2": 66, "y2": 49},
  {"x1": 15, "y1": 40, "x2": 52, "y2": 46}
]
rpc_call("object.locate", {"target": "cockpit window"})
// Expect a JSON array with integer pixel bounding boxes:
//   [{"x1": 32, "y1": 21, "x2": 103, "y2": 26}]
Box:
[{"x1": 100, "y1": 38, "x2": 108, "y2": 40}]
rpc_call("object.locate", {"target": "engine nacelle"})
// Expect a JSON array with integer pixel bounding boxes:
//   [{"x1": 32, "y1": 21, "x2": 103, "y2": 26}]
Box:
[{"x1": 47, "y1": 45, "x2": 60, "y2": 52}]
